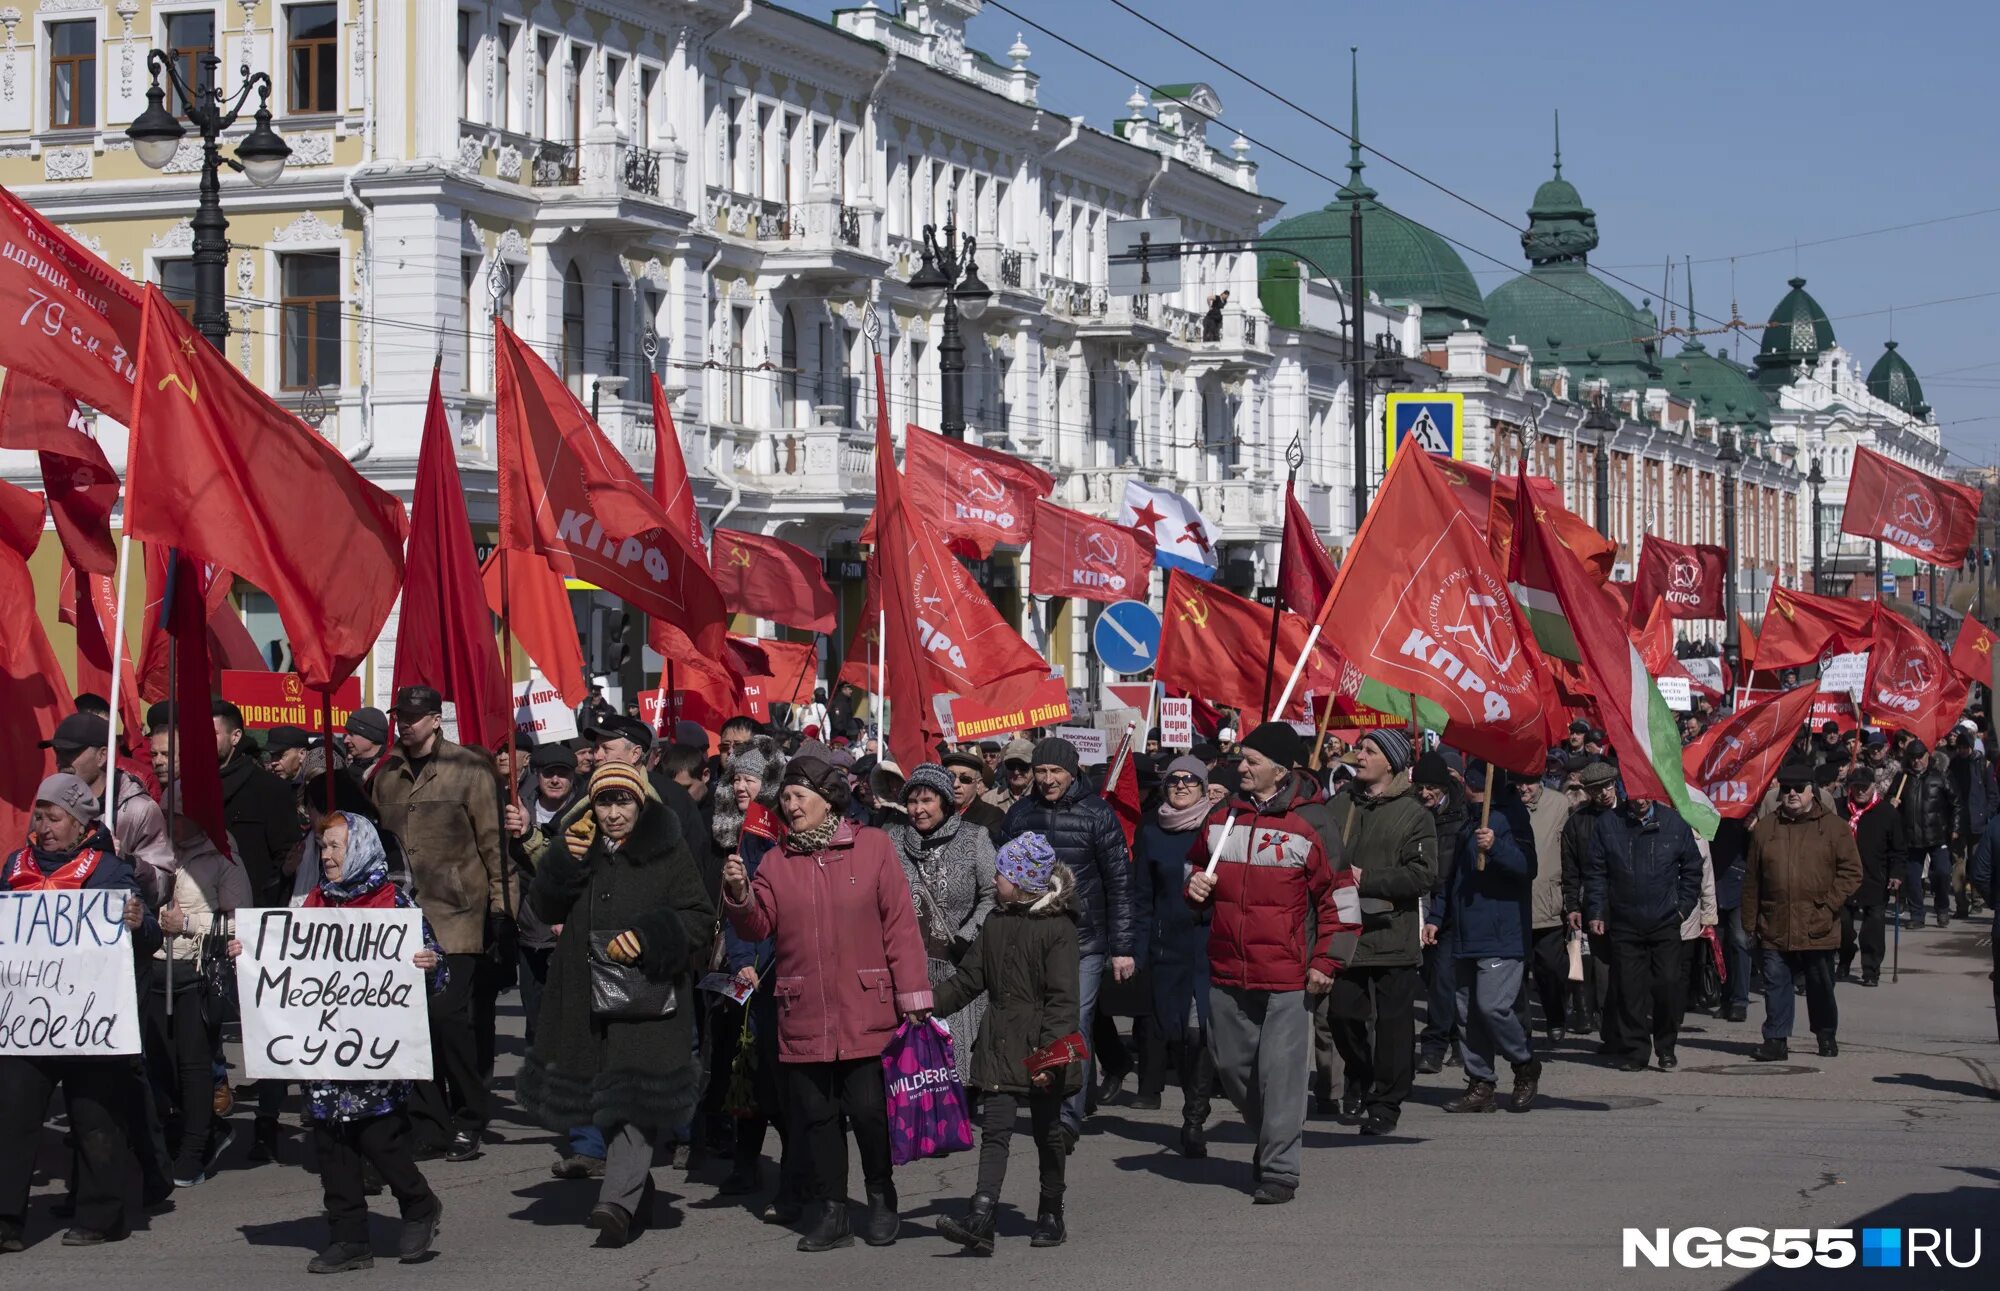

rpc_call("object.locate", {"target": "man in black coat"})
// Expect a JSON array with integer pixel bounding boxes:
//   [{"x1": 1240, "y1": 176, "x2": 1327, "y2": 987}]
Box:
[
  {"x1": 1002, "y1": 737, "x2": 1133, "y2": 1143},
  {"x1": 1562, "y1": 760, "x2": 1621, "y2": 1049},
  {"x1": 1897, "y1": 740, "x2": 1953, "y2": 928},
  {"x1": 1839, "y1": 766, "x2": 1905, "y2": 986},
  {"x1": 1585, "y1": 795, "x2": 1703, "y2": 1072}
]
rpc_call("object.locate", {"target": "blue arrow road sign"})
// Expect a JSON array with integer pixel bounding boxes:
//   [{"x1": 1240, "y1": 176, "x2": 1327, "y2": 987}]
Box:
[{"x1": 1093, "y1": 600, "x2": 1162, "y2": 675}]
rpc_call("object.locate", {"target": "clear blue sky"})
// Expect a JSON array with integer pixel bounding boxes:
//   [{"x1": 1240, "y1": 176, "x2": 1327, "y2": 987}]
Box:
[{"x1": 804, "y1": 1, "x2": 2000, "y2": 466}]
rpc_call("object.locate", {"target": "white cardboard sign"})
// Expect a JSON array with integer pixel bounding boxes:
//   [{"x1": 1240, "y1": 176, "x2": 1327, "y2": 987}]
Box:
[
  {"x1": 514, "y1": 669, "x2": 580, "y2": 742},
  {"x1": 236, "y1": 907, "x2": 434, "y2": 1081},
  {"x1": 1159, "y1": 698, "x2": 1194, "y2": 750},
  {"x1": 1053, "y1": 726, "x2": 1111, "y2": 765},
  {"x1": 0, "y1": 889, "x2": 142, "y2": 1056}
]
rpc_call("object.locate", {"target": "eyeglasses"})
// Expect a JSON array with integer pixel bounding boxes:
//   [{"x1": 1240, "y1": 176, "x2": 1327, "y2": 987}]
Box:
[
  {"x1": 1165, "y1": 774, "x2": 1202, "y2": 788},
  {"x1": 1780, "y1": 785, "x2": 1811, "y2": 795},
  {"x1": 951, "y1": 771, "x2": 982, "y2": 785}
]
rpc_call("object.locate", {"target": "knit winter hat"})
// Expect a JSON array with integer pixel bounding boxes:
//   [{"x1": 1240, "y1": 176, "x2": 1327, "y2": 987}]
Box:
[
  {"x1": 1239, "y1": 721, "x2": 1303, "y2": 770},
  {"x1": 1411, "y1": 751, "x2": 1454, "y2": 791},
  {"x1": 726, "y1": 736, "x2": 785, "y2": 799},
  {"x1": 1031, "y1": 737, "x2": 1081, "y2": 777},
  {"x1": 1360, "y1": 728, "x2": 1414, "y2": 773},
  {"x1": 589, "y1": 761, "x2": 648, "y2": 802},
  {"x1": 996, "y1": 831, "x2": 1058, "y2": 893},
  {"x1": 901, "y1": 762, "x2": 956, "y2": 804},
  {"x1": 1164, "y1": 755, "x2": 1210, "y2": 786}
]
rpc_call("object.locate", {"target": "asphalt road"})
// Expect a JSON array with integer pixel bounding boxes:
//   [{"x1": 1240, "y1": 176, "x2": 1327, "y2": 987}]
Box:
[{"x1": 10, "y1": 916, "x2": 1997, "y2": 1290}]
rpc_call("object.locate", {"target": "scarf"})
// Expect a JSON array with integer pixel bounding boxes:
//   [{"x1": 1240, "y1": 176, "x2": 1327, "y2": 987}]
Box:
[
  {"x1": 784, "y1": 815, "x2": 841, "y2": 855},
  {"x1": 1158, "y1": 794, "x2": 1210, "y2": 832},
  {"x1": 1846, "y1": 793, "x2": 1874, "y2": 836},
  {"x1": 4, "y1": 838, "x2": 106, "y2": 890},
  {"x1": 303, "y1": 813, "x2": 398, "y2": 909}
]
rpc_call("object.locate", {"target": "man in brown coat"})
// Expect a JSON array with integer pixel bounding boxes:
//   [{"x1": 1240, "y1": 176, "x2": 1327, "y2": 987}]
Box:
[
  {"x1": 1741, "y1": 758, "x2": 1862, "y2": 1062},
  {"x1": 373, "y1": 685, "x2": 511, "y2": 1159}
]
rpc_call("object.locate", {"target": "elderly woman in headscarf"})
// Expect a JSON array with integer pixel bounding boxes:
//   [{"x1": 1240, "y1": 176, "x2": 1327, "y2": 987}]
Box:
[
  {"x1": 883, "y1": 762, "x2": 996, "y2": 1084},
  {"x1": 226, "y1": 811, "x2": 446, "y2": 1274},
  {"x1": 721, "y1": 755, "x2": 931, "y2": 1253},
  {"x1": 1132, "y1": 754, "x2": 1216, "y2": 1159}
]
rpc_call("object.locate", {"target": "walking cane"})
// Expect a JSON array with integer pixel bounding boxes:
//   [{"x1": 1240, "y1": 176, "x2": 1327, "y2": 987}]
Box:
[{"x1": 1891, "y1": 891, "x2": 1901, "y2": 984}]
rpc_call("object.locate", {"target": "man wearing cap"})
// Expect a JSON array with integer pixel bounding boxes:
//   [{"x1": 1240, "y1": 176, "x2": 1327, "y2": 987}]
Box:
[
  {"x1": 1412, "y1": 750, "x2": 1469, "y2": 1074},
  {"x1": 1743, "y1": 759, "x2": 1862, "y2": 1060},
  {"x1": 1321, "y1": 728, "x2": 1436, "y2": 1136},
  {"x1": 344, "y1": 707, "x2": 391, "y2": 789},
  {"x1": 373, "y1": 685, "x2": 510, "y2": 1162},
  {"x1": 943, "y1": 749, "x2": 1007, "y2": 844},
  {"x1": 1897, "y1": 740, "x2": 1953, "y2": 929},
  {"x1": 263, "y1": 726, "x2": 312, "y2": 782},
  {"x1": 1837, "y1": 766, "x2": 1905, "y2": 988},
  {"x1": 1184, "y1": 722, "x2": 1360, "y2": 1203},
  {"x1": 47, "y1": 712, "x2": 175, "y2": 908},
  {"x1": 1585, "y1": 785, "x2": 1706, "y2": 1072},
  {"x1": 982, "y1": 739, "x2": 1035, "y2": 813},
  {"x1": 1002, "y1": 736, "x2": 1136, "y2": 1146},
  {"x1": 1562, "y1": 760, "x2": 1622, "y2": 1048},
  {"x1": 0, "y1": 774, "x2": 157, "y2": 1249}
]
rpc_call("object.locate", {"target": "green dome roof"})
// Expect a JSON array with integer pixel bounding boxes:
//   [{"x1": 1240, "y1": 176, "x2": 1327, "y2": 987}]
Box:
[
  {"x1": 1664, "y1": 340, "x2": 1771, "y2": 432},
  {"x1": 1753, "y1": 277, "x2": 1835, "y2": 391},
  {"x1": 1866, "y1": 340, "x2": 1927, "y2": 415},
  {"x1": 1257, "y1": 52, "x2": 1485, "y2": 343}
]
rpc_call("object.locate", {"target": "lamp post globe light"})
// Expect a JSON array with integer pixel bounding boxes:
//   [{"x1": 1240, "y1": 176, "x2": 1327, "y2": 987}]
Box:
[
  {"x1": 908, "y1": 204, "x2": 991, "y2": 440},
  {"x1": 1807, "y1": 454, "x2": 1826, "y2": 595},
  {"x1": 1583, "y1": 397, "x2": 1617, "y2": 540},
  {"x1": 126, "y1": 52, "x2": 289, "y2": 351}
]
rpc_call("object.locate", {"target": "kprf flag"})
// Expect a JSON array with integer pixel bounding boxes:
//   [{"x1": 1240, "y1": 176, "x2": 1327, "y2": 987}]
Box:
[
  {"x1": 1512, "y1": 460, "x2": 1717, "y2": 836},
  {"x1": 642, "y1": 372, "x2": 740, "y2": 729},
  {"x1": 901, "y1": 425, "x2": 1053, "y2": 557},
  {"x1": 1948, "y1": 615, "x2": 1997, "y2": 684},
  {"x1": 713, "y1": 529, "x2": 837, "y2": 634},
  {"x1": 1841, "y1": 445, "x2": 1980, "y2": 566},
  {"x1": 1683, "y1": 682, "x2": 1819, "y2": 818},
  {"x1": 1312, "y1": 448, "x2": 1550, "y2": 773},
  {"x1": 1121, "y1": 480, "x2": 1218, "y2": 579},
  {"x1": 1631, "y1": 535, "x2": 1729, "y2": 622},
  {"x1": 1861, "y1": 605, "x2": 1967, "y2": 749},
  {"x1": 0, "y1": 373, "x2": 119, "y2": 574},
  {"x1": 1755, "y1": 586, "x2": 1875, "y2": 672},
  {"x1": 0, "y1": 184, "x2": 142, "y2": 423},
  {"x1": 1433, "y1": 459, "x2": 1614, "y2": 586},
  {"x1": 1028, "y1": 499, "x2": 1154, "y2": 603},
  {"x1": 1277, "y1": 488, "x2": 1337, "y2": 618},
  {"x1": 126, "y1": 285, "x2": 408, "y2": 689}
]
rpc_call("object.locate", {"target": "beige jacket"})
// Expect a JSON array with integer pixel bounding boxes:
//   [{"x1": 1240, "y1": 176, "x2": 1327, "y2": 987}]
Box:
[
  {"x1": 157, "y1": 829, "x2": 254, "y2": 965},
  {"x1": 373, "y1": 738, "x2": 510, "y2": 956}
]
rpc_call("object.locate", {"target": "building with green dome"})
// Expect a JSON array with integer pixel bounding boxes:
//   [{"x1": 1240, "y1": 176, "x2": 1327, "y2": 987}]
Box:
[
  {"x1": 1753, "y1": 277, "x2": 1838, "y2": 392},
  {"x1": 1481, "y1": 131, "x2": 1663, "y2": 392},
  {"x1": 1867, "y1": 341, "x2": 1928, "y2": 417},
  {"x1": 1256, "y1": 69, "x2": 1486, "y2": 342}
]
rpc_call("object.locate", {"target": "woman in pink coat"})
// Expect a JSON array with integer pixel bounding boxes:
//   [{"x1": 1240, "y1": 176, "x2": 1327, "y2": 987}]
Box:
[{"x1": 722, "y1": 754, "x2": 932, "y2": 1255}]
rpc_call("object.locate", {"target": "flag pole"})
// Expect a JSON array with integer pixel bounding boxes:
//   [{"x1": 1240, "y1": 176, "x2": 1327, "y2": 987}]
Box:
[
  {"x1": 874, "y1": 607, "x2": 886, "y2": 756},
  {"x1": 104, "y1": 535, "x2": 134, "y2": 835},
  {"x1": 1260, "y1": 470, "x2": 1299, "y2": 717},
  {"x1": 1476, "y1": 761, "x2": 1495, "y2": 871},
  {"x1": 1106, "y1": 720, "x2": 1138, "y2": 789},
  {"x1": 163, "y1": 576, "x2": 177, "y2": 1022},
  {"x1": 320, "y1": 688, "x2": 336, "y2": 817},
  {"x1": 498, "y1": 549, "x2": 520, "y2": 810},
  {"x1": 1309, "y1": 690, "x2": 1340, "y2": 772},
  {"x1": 1267, "y1": 623, "x2": 1322, "y2": 731}
]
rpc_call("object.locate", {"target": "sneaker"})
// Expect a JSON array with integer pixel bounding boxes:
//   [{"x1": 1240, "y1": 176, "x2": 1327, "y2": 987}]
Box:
[
  {"x1": 398, "y1": 1201, "x2": 442, "y2": 1263},
  {"x1": 1859, "y1": 975, "x2": 1880, "y2": 989},
  {"x1": 307, "y1": 1241, "x2": 374, "y2": 1273},
  {"x1": 0, "y1": 1223, "x2": 23, "y2": 1254},
  {"x1": 1251, "y1": 1181, "x2": 1295, "y2": 1205},
  {"x1": 171, "y1": 1169, "x2": 205, "y2": 1188}
]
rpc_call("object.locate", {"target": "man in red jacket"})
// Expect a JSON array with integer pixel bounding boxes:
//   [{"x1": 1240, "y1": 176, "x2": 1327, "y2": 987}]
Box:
[{"x1": 1186, "y1": 722, "x2": 1360, "y2": 1205}]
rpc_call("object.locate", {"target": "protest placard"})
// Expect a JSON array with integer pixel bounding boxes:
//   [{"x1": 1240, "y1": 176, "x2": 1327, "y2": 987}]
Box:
[
  {"x1": 513, "y1": 669, "x2": 579, "y2": 742},
  {"x1": 1159, "y1": 697, "x2": 1194, "y2": 749},
  {"x1": 1054, "y1": 726, "x2": 1111, "y2": 764},
  {"x1": 236, "y1": 907, "x2": 433, "y2": 1081},
  {"x1": 0, "y1": 889, "x2": 141, "y2": 1056},
  {"x1": 1657, "y1": 676, "x2": 1693, "y2": 712}
]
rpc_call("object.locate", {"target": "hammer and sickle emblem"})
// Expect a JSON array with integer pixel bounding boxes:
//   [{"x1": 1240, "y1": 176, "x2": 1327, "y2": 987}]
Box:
[
  {"x1": 1978, "y1": 634, "x2": 1992, "y2": 656},
  {"x1": 282, "y1": 674, "x2": 304, "y2": 704},
  {"x1": 157, "y1": 335, "x2": 200, "y2": 403},
  {"x1": 1178, "y1": 593, "x2": 1211, "y2": 629},
  {"x1": 1775, "y1": 594, "x2": 1796, "y2": 622},
  {"x1": 727, "y1": 542, "x2": 752, "y2": 569}
]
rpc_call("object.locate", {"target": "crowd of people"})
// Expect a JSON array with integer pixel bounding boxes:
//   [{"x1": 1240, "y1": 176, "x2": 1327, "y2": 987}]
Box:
[{"x1": 4, "y1": 682, "x2": 1997, "y2": 1270}]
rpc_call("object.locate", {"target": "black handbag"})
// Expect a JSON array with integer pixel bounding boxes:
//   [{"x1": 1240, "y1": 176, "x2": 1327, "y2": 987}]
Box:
[
  {"x1": 199, "y1": 913, "x2": 239, "y2": 1027},
  {"x1": 588, "y1": 932, "x2": 678, "y2": 1021}
]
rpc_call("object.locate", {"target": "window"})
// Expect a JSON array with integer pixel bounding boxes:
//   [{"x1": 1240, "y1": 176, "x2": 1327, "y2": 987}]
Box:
[
  {"x1": 535, "y1": 35, "x2": 554, "y2": 137},
  {"x1": 604, "y1": 54, "x2": 625, "y2": 131},
  {"x1": 567, "y1": 44, "x2": 589, "y2": 143},
  {"x1": 493, "y1": 22, "x2": 516, "y2": 131},
  {"x1": 456, "y1": 11, "x2": 473, "y2": 119},
  {"x1": 728, "y1": 306, "x2": 748, "y2": 423},
  {"x1": 280, "y1": 252, "x2": 341, "y2": 391},
  {"x1": 48, "y1": 21, "x2": 96, "y2": 130},
  {"x1": 781, "y1": 310, "x2": 799, "y2": 429},
  {"x1": 159, "y1": 259, "x2": 196, "y2": 323},
  {"x1": 607, "y1": 286, "x2": 623, "y2": 386},
  {"x1": 460, "y1": 256, "x2": 478, "y2": 391},
  {"x1": 561, "y1": 263, "x2": 585, "y2": 395},
  {"x1": 165, "y1": 11, "x2": 215, "y2": 118},
  {"x1": 637, "y1": 66, "x2": 658, "y2": 147},
  {"x1": 286, "y1": 4, "x2": 337, "y2": 113}
]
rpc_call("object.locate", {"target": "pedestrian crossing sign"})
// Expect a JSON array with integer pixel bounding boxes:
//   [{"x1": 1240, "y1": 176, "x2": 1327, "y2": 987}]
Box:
[{"x1": 1384, "y1": 392, "x2": 1464, "y2": 465}]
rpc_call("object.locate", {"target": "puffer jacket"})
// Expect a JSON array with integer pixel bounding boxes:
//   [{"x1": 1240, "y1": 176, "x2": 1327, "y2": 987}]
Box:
[
  {"x1": 1431, "y1": 808, "x2": 1533, "y2": 960},
  {"x1": 1186, "y1": 772, "x2": 1361, "y2": 991},
  {"x1": 1002, "y1": 779, "x2": 1134, "y2": 959},
  {"x1": 1584, "y1": 801, "x2": 1704, "y2": 937},
  {"x1": 1742, "y1": 799, "x2": 1863, "y2": 951},
  {"x1": 933, "y1": 866, "x2": 1083, "y2": 1096},
  {"x1": 1324, "y1": 772, "x2": 1437, "y2": 968},
  {"x1": 1899, "y1": 761, "x2": 1952, "y2": 851}
]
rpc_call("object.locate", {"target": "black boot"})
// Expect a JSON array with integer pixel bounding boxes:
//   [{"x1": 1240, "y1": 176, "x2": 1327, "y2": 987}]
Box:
[
  {"x1": 861, "y1": 1184, "x2": 899, "y2": 1247},
  {"x1": 936, "y1": 1193, "x2": 997, "y2": 1255},
  {"x1": 1030, "y1": 1195, "x2": 1066, "y2": 1248},
  {"x1": 1178, "y1": 1119, "x2": 1207, "y2": 1159},
  {"x1": 1750, "y1": 1037, "x2": 1789, "y2": 1062},
  {"x1": 795, "y1": 1201, "x2": 853, "y2": 1253}
]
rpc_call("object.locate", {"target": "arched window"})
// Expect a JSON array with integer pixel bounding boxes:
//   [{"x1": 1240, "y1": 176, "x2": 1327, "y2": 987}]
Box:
[{"x1": 561, "y1": 263, "x2": 585, "y2": 395}]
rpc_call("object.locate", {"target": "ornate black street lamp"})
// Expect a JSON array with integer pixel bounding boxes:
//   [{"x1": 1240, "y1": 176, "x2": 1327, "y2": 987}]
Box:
[{"x1": 908, "y1": 205, "x2": 991, "y2": 440}]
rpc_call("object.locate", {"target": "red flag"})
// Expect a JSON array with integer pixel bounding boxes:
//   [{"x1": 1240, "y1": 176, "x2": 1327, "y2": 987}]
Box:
[
  {"x1": 1106, "y1": 736, "x2": 1141, "y2": 850},
  {"x1": 60, "y1": 563, "x2": 144, "y2": 753},
  {"x1": 1948, "y1": 615, "x2": 1997, "y2": 684},
  {"x1": 1631, "y1": 535, "x2": 1729, "y2": 621},
  {"x1": 394, "y1": 369, "x2": 512, "y2": 752},
  {"x1": 1861, "y1": 605, "x2": 1967, "y2": 748},
  {"x1": 839, "y1": 575, "x2": 882, "y2": 695},
  {"x1": 641, "y1": 373, "x2": 741, "y2": 731},
  {"x1": 1841, "y1": 445, "x2": 1980, "y2": 565},
  {"x1": 495, "y1": 320, "x2": 726, "y2": 659},
  {"x1": 712, "y1": 529, "x2": 837, "y2": 633},
  {"x1": 162, "y1": 550, "x2": 228, "y2": 850},
  {"x1": 898, "y1": 424, "x2": 1054, "y2": 556},
  {"x1": 1438, "y1": 459, "x2": 1614, "y2": 585},
  {"x1": 1683, "y1": 682, "x2": 1820, "y2": 818},
  {"x1": 648, "y1": 374, "x2": 709, "y2": 566},
  {"x1": 1159, "y1": 570, "x2": 1339, "y2": 722},
  {"x1": 205, "y1": 600, "x2": 269, "y2": 673},
  {"x1": 0, "y1": 185, "x2": 143, "y2": 422},
  {"x1": 1311, "y1": 449, "x2": 1550, "y2": 774},
  {"x1": 870, "y1": 397, "x2": 1048, "y2": 771},
  {"x1": 0, "y1": 482, "x2": 71, "y2": 847},
  {"x1": 733, "y1": 637, "x2": 818, "y2": 723},
  {"x1": 1027, "y1": 499, "x2": 1154, "y2": 603},
  {"x1": 1755, "y1": 585, "x2": 1875, "y2": 672},
  {"x1": 0, "y1": 373, "x2": 118, "y2": 573},
  {"x1": 480, "y1": 550, "x2": 586, "y2": 709},
  {"x1": 125, "y1": 286, "x2": 406, "y2": 688},
  {"x1": 1738, "y1": 613, "x2": 1760, "y2": 672},
  {"x1": 136, "y1": 546, "x2": 239, "y2": 702},
  {"x1": 1631, "y1": 598, "x2": 1700, "y2": 690},
  {"x1": 1277, "y1": 488, "x2": 1338, "y2": 616}
]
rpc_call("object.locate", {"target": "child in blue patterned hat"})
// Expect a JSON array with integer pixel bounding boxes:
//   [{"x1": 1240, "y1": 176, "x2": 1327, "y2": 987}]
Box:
[{"x1": 931, "y1": 831, "x2": 1080, "y2": 1255}]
